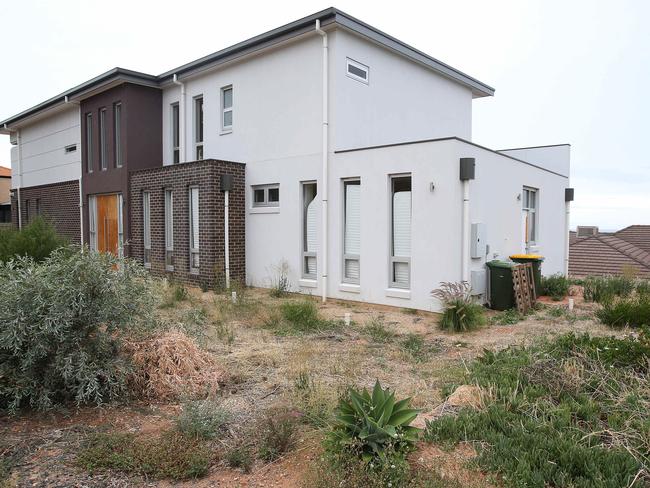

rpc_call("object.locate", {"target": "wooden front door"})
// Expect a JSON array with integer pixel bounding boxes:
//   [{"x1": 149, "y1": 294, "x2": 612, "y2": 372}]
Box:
[{"x1": 96, "y1": 194, "x2": 119, "y2": 255}]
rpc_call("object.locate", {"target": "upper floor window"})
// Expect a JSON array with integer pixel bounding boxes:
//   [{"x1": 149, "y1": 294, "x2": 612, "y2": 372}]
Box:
[
  {"x1": 523, "y1": 187, "x2": 538, "y2": 245},
  {"x1": 114, "y1": 103, "x2": 123, "y2": 167},
  {"x1": 171, "y1": 103, "x2": 180, "y2": 164},
  {"x1": 346, "y1": 58, "x2": 369, "y2": 84},
  {"x1": 194, "y1": 96, "x2": 204, "y2": 159},
  {"x1": 85, "y1": 113, "x2": 93, "y2": 173},
  {"x1": 252, "y1": 184, "x2": 279, "y2": 208},
  {"x1": 99, "y1": 108, "x2": 107, "y2": 170},
  {"x1": 221, "y1": 86, "x2": 233, "y2": 132}
]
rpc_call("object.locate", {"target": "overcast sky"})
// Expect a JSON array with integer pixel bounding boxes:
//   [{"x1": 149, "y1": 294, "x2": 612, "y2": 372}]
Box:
[{"x1": 1, "y1": 0, "x2": 648, "y2": 230}]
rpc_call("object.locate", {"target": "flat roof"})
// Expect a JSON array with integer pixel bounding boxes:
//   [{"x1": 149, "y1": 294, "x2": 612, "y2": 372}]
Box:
[{"x1": 1, "y1": 7, "x2": 494, "y2": 131}]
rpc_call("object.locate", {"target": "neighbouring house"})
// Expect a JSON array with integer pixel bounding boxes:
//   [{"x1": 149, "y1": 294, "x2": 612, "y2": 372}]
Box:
[
  {"x1": 569, "y1": 225, "x2": 650, "y2": 278},
  {"x1": 0, "y1": 8, "x2": 572, "y2": 310},
  {"x1": 0, "y1": 166, "x2": 11, "y2": 227}
]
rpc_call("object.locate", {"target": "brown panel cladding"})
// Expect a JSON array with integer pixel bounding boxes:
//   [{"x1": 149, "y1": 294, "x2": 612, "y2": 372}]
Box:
[
  {"x1": 129, "y1": 159, "x2": 246, "y2": 287},
  {"x1": 10, "y1": 180, "x2": 81, "y2": 242},
  {"x1": 81, "y1": 83, "x2": 162, "y2": 255}
]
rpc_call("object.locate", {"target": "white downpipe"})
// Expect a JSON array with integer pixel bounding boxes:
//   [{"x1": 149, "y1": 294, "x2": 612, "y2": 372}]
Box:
[
  {"x1": 16, "y1": 129, "x2": 22, "y2": 230},
  {"x1": 315, "y1": 19, "x2": 329, "y2": 303},
  {"x1": 564, "y1": 201, "x2": 570, "y2": 276},
  {"x1": 224, "y1": 190, "x2": 231, "y2": 289},
  {"x1": 172, "y1": 74, "x2": 186, "y2": 163},
  {"x1": 461, "y1": 180, "x2": 470, "y2": 282},
  {"x1": 79, "y1": 177, "x2": 84, "y2": 246}
]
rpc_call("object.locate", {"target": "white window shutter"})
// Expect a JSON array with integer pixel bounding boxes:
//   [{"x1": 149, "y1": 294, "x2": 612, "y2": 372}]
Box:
[
  {"x1": 306, "y1": 197, "x2": 317, "y2": 253},
  {"x1": 190, "y1": 188, "x2": 199, "y2": 249},
  {"x1": 393, "y1": 262, "x2": 409, "y2": 285},
  {"x1": 392, "y1": 191, "x2": 411, "y2": 257},
  {"x1": 344, "y1": 184, "x2": 361, "y2": 255}
]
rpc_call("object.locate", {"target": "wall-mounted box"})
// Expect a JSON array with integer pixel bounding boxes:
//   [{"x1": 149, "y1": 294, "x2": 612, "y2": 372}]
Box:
[
  {"x1": 471, "y1": 222, "x2": 487, "y2": 259},
  {"x1": 470, "y1": 269, "x2": 486, "y2": 295}
]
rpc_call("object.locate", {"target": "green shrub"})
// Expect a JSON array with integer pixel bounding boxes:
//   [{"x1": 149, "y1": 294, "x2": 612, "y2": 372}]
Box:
[
  {"x1": 225, "y1": 445, "x2": 254, "y2": 473},
  {"x1": 423, "y1": 333, "x2": 650, "y2": 487},
  {"x1": 432, "y1": 282, "x2": 486, "y2": 332},
  {"x1": 258, "y1": 409, "x2": 297, "y2": 461},
  {"x1": 265, "y1": 300, "x2": 341, "y2": 335},
  {"x1": 636, "y1": 280, "x2": 650, "y2": 297},
  {"x1": 176, "y1": 399, "x2": 230, "y2": 440},
  {"x1": 364, "y1": 316, "x2": 395, "y2": 343},
  {"x1": 78, "y1": 430, "x2": 210, "y2": 480},
  {"x1": 0, "y1": 217, "x2": 67, "y2": 263},
  {"x1": 0, "y1": 249, "x2": 154, "y2": 412},
  {"x1": 583, "y1": 275, "x2": 635, "y2": 303},
  {"x1": 326, "y1": 380, "x2": 420, "y2": 464},
  {"x1": 596, "y1": 296, "x2": 650, "y2": 328},
  {"x1": 540, "y1": 273, "x2": 569, "y2": 300}
]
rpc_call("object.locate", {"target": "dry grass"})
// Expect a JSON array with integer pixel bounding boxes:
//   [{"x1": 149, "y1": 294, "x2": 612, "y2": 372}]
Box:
[{"x1": 126, "y1": 329, "x2": 225, "y2": 401}]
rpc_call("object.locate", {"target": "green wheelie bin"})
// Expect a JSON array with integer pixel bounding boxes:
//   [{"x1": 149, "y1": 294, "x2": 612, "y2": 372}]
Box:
[{"x1": 486, "y1": 260, "x2": 515, "y2": 311}]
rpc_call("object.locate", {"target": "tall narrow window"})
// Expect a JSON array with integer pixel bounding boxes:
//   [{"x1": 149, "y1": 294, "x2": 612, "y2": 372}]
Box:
[
  {"x1": 302, "y1": 182, "x2": 317, "y2": 279},
  {"x1": 343, "y1": 179, "x2": 361, "y2": 283},
  {"x1": 189, "y1": 187, "x2": 200, "y2": 273},
  {"x1": 24, "y1": 200, "x2": 30, "y2": 224},
  {"x1": 143, "y1": 191, "x2": 151, "y2": 268},
  {"x1": 114, "y1": 103, "x2": 122, "y2": 167},
  {"x1": 523, "y1": 187, "x2": 538, "y2": 245},
  {"x1": 194, "y1": 96, "x2": 204, "y2": 159},
  {"x1": 85, "y1": 113, "x2": 93, "y2": 173},
  {"x1": 88, "y1": 195, "x2": 97, "y2": 251},
  {"x1": 165, "y1": 189, "x2": 174, "y2": 270},
  {"x1": 99, "y1": 108, "x2": 107, "y2": 170},
  {"x1": 390, "y1": 175, "x2": 412, "y2": 288},
  {"x1": 35, "y1": 198, "x2": 41, "y2": 216},
  {"x1": 171, "y1": 103, "x2": 180, "y2": 164},
  {"x1": 221, "y1": 86, "x2": 233, "y2": 131},
  {"x1": 117, "y1": 193, "x2": 124, "y2": 258}
]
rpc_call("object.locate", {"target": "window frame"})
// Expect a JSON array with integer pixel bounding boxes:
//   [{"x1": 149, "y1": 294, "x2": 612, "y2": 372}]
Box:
[
  {"x1": 252, "y1": 184, "x2": 280, "y2": 208},
  {"x1": 171, "y1": 103, "x2": 180, "y2": 164},
  {"x1": 99, "y1": 108, "x2": 107, "y2": 170},
  {"x1": 114, "y1": 102, "x2": 123, "y2": 168},
  {"x1": 142, "y1": 191, "x2": 151, "y2": 268},
  {"x1": 65, "y1": 144, "x2": 77, "y2": 153},
  {"x1": 346, "y1": 58, "x2": 369, "y2": 84},
  {"x1": 301, "y1": 181, "x2": 318, "y2": 280},
  {"x1": 221, "y1": 85, "x2": 233, "y2": 132},
  {"x1": 193, "y1": 95, "x2": 204, "y2": 160},
  {"x1": 164, "y1": 189, "x2": 174, "y2": 271},
  {"x1": 188, "y1": 186, "x2": 200, "y2": 274},
  {"x1": 85, "y1": 113, "x2": 93, "y2": 173},
  {"x1": 117, "y1": 193, "x2": 124, "y2": 258},
  {"x1": 522, "y1": 186, "x2": 539, "y2": 245},
  {"x1": 342, "y1": 178, "x2": 361, "y2": 284},
  {"x1": 389, "y1": 174, "x2": 412, "y2": 289}
]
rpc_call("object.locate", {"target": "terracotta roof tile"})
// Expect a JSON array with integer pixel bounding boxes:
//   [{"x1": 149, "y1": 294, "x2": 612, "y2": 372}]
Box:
[
  {"x1": 0, "y1": 166, "x2": 10, "y2": 178},
  {"x1": 569, "y1": 232, "x2": 650, "y2": 278}
]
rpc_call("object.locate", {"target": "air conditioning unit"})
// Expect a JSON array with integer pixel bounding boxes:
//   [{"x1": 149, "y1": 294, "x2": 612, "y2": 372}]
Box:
[{"x1": 576, "y1": 226, "x2": 598, "y2": 238}]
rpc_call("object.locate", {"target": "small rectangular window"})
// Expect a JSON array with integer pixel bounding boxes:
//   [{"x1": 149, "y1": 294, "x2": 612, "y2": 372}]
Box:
[
  {"x1": 252, "y1": 184, "x2": 280, "y2": 208},
  {"x1": 99, "y1": 108, "x2": 107, "y2": 170},
  {"x1": 65, "y1": 144, "x2": 77, "y2": 153},
  {"x1": 346, "y1": 58, "x2": 369, "y2": 84},
  {"x1": 143, "y1": 191, "x2": 151, "y2": 268},
  {"x1": 343, "y1": 179, "x2": 361, "y2": 283},
  {"x1": 302, "y1": 182, "x2": 317, "y2": 279},
  {"x1": 165, "y1": 189, "x2": 174, "y2": 270},
  {"x1": 114, "y1": 103, "x2": 122, "y2": 167},
  {"x1": 390, "y1": 175, "x2": 411, "y2": 289},
  {"x1": 88, "y1": 195, "x2": 97, "y2": 251},
  {"x1": 189, "y1": 187, "x2": 200, "y2": 274},
  {"x1": 85, "y1": 113, "x2": 93, "y2": 173},
  {"x1": 222, "y1": 86, "x2": 233, "y2": 131},
  {"x1": 523, "y1": 187, "x2": 538, "y2": 244},
  {"x1": 35, "y1": 198, "x2": 41, "y2": 216},
  {"x1": 194, "y1": 96, "x2": 204, "y2": 160},
  {"x1": 171, "y1": 103, "x2": 180, "y2": 164},
  {"x1": 117, "y1": 193, "x2": 124, "y2": 258}
]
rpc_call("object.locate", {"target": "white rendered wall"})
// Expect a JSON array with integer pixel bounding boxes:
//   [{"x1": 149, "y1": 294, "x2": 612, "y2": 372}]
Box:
[
  {"x1": 498, "y1": 145, "x2": 570, "y2": 177},
  {"x1": 11, "y1": 106, "x2": 81, "y2": 188},
  {"x1": 330, "y1": 29, "x2": 473, "y2": 151}
]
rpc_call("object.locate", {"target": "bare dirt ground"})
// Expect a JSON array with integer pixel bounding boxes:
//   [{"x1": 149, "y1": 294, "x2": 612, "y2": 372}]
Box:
[{"x1": 1, "y1": 287, "x2": 623, "y2": 487}]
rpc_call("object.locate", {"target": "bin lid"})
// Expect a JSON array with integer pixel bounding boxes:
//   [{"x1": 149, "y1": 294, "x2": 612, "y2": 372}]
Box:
[
  {"x1": 486, "y1": 260, "x2": 514, "y2": 269},
  {"x1": 509, "y1": 254, "x2": 544, "y2": 261}
]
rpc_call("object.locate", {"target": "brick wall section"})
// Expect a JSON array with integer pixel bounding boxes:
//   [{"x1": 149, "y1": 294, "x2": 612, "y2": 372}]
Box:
[
  {"x1": 10, "y1": 180, "x2": 81, "y2": 243},
  {"x1": 129, "y1": 159, "x2": 245, "y2": 287}
]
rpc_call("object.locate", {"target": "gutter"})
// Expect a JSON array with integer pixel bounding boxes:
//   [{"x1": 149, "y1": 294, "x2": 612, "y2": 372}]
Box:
[
  {"x1": 172, "y1": 74, "x2": 186, "y2": 163},
  {"x1": 315, "y1": 19, "x2": 329, "y2": 303}
]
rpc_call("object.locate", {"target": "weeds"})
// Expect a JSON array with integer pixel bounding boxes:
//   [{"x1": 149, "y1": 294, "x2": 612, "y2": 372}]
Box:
[
  {"x1": 225, "y1": 445, "x2": 254, "y2": 473},
  {"x1": 269, "y1": 260, "x2": 291, "y2": 298},
  {"x1": 424, "y1": 333, "x2": 650, "y2": 487},
  {"x1": 258, "y1": 409, "x2": 297, "y2": 461},
  {"x1": 78, "y1": 431, "x2": 211, "y2": 480},
  {"x1": 540, "y1": 273, "x2": 569, "y2": 300},
  {"x1": 176, "y1": 398, "x2": 230, "y2": 440},
  {"x1": 364, "y1": 316, "x2": 395, "y2": 343},
  {"x1": 596, "y1": 296, "x2": 650, "y2": 328},
  {"x1": 292, "y1": 370, "x2": 337, "y2": 427},
  {"x1": 265, "y1": 300, "x2": 341, "y2": 335},
  {"x1": 583, "y1": 275, "x2": 635, "y2": 303},
  {"x1": 400, "y1": 334, "x2": 440, "y2": 363},
  {"x1": 490, "y1": 308, "x2": 525, "y2": 325},
  {"x1": 161, "y1": 282, "x2": 190, "y2": 308}
]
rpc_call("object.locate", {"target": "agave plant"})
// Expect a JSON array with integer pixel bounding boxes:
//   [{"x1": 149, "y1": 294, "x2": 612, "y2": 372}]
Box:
[{"x1": 326, "y1": 380, "x2": 420, "y2": 463}]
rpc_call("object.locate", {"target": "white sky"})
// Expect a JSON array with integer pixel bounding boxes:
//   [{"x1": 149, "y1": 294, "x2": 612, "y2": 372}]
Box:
[{"x1": 1, "y1": 0, "x2": 648, "y2": 230}]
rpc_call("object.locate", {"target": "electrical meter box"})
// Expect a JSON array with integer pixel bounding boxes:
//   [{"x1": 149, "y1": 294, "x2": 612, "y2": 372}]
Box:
[{"x1": 470, "y1": 223, "x2": 487, "y2": 259}]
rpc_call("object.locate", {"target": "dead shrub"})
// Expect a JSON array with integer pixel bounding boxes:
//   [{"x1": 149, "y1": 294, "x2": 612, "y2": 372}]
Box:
[{"x1": 127, "y1": 330, "x2": 224, "y2": 400}]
